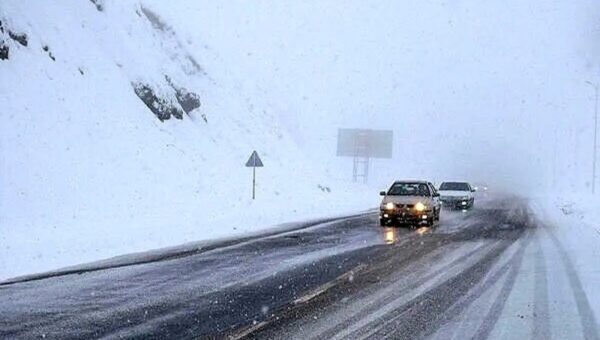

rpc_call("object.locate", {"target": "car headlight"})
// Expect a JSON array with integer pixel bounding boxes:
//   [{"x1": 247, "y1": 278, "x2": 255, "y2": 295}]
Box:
[
  {"x1": 415, "y1": 202, "x2": 426, "y2": 211},
  {"x1": 384, "y1": 202, "x2": 395, "y2": 210}
]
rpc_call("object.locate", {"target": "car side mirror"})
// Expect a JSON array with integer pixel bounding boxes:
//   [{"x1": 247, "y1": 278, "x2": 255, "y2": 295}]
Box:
[
  {"x1": 379, "y1": 191, "x2": 386, "y2": 196},
  {"x1": 433, "y1": 193, "x2": 440, "y2": 197},
  {"x1": 471, "y1": 189, "x2": 477, "y2": 192}
]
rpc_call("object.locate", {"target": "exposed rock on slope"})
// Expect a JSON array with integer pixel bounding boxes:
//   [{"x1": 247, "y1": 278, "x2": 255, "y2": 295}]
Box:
[
  {"x1": 132, "y1": 82, "x2": 184, "y2": 121},
  {"x1": 8, "y1": 30, "x2": 27, "y2": 46},
  {"x1": 0, "y1": 40, "x2": 7, "y2": 60},
  {"x1": 175, "y1": 88, "x2": 201, "y2": 115},
  {"x1": 42, "y1": 45, "x2": 55, "y2": 61},
  {"x1": 0, "y1": 20, "x2": 9, "y2": 60},
  {"x1": 0, "y1": 19, "x2": 30, "y2": 59},
  {"x1": 89, "y1": 0, "x2": 104, "y2": 12},
  {"x1": 166, "y1": 76, "x2": 201, "y2": 117}
]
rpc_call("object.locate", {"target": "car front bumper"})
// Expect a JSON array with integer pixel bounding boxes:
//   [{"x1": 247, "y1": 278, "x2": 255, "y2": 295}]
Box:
[
  {"x1": 440, "y1": 198, "x2": 473, "y2": 209},
  {"x1": 379, "y1": 210, "x2": 432, "y2": 224}
]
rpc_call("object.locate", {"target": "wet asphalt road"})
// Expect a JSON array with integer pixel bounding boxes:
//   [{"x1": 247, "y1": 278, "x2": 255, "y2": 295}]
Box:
[{"x1": 0, "y1": 196, "x2": 597, "y2": 339}]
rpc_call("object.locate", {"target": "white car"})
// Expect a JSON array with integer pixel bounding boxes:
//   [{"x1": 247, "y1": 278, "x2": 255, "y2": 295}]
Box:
[{"x1": 438, "y1": 181, "x2": 475, "y2": 209}]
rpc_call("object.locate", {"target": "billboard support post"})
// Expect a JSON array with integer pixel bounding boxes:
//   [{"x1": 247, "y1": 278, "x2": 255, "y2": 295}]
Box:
[{"x1": 337, "y1": 129, "x2": 393, "y2": 183}]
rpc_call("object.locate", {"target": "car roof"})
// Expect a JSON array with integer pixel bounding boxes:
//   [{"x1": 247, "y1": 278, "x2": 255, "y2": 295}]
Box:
[{"x1": 392, "y1": 180, "x2": 430, "y2": 184}]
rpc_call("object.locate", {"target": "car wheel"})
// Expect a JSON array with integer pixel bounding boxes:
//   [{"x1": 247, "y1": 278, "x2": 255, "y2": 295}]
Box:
[
  {"x1": 434, "y1": 208, "x2": 440, "y2": 221},
  {"x1": 380, "y1": 219, "x2": 388, "y2": 227}
]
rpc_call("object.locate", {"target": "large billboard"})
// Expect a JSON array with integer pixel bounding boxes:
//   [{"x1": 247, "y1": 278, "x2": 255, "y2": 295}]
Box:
[{"x1": 336, "y1": 128, "x2": 393, "y2": 159}]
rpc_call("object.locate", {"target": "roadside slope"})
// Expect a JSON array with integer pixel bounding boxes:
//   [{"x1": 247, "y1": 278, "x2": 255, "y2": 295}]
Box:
[{"x1": 0, "y1": 0, "x2": 373, "y2": 280}]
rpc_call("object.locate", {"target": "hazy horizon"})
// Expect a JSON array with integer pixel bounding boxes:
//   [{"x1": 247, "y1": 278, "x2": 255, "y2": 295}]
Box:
[{"x1": 151, "y1": 0, "x2": 600, "y2": 193}]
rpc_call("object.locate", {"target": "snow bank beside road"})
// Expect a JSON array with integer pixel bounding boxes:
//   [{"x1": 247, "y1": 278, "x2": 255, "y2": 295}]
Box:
[
  {"x1": 552, "y1": 195, "x2": 600, "y2": 234},
  {"x1": 0, "y1": 190, "x2": 375, "y2": 281},
  {"x1": 532, "y1": 194, "x2": 600, "y2": 322}
]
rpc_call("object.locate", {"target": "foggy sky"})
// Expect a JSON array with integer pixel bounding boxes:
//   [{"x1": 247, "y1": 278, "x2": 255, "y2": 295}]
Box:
[{"x1": 152, "y1": 0, "x2": 600, "y2": 192}]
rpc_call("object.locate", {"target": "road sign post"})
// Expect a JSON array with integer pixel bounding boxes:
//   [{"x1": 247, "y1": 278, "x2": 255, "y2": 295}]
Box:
[{"x1": 245, "y1": 150, "x2": 264, "y2": 199}]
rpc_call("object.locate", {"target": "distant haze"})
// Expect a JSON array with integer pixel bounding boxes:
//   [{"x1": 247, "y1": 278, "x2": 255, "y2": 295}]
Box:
[{"x1": 153, "y1": 0, "x2": 600, "y2": 193}]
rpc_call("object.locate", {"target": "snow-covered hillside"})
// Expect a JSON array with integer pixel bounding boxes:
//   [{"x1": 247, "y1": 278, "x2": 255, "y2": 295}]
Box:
[{"x1": 0, "y1": 1, "x2": 373, "y2": 280}]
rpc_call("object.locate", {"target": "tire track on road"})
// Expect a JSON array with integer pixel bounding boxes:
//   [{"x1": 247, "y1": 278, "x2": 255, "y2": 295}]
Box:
[
  {"x1": 355, "y1": 230, "x2": 529, "y2": 340},
  {"x1": 234, "y1": 230, "x2": 443, "y2": 340},
  {"x1": 469, "y1": 232, "x2": 530, "y2": 340},
  {"x1": 418, "y1": 228, "x2": 533, "y2": 340},
  {"x1": 320, "y1": 242, "x2": 494, "y2": 340},
  {"x1": 544, "y1": 226, "x2": 600, "y2": 340},
  {"x1": 533, "y1": 236, "x2": 551, "y2": 340}
]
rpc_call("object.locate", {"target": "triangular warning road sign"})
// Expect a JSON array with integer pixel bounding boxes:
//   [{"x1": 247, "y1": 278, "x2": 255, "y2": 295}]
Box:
[{"x1": 245, "y1": 151, "x2": 264, "y2": 167}]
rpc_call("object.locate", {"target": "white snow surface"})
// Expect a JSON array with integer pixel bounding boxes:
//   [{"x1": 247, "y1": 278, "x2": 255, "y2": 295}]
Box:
[
  {"x1": 532, "y1": 194, "x2": 600, "y2": 320},
  {"x1": 0, "y1": 1, "x2": 374, "y2": 280}
]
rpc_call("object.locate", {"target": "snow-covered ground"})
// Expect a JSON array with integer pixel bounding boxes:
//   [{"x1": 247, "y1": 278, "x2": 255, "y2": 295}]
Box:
[
  {"x1": 0, "y1": 1, "x2": 375, "y2": 280},
  {"x1": 531, "y1": 194, "x2": 600, "y2": 321}
]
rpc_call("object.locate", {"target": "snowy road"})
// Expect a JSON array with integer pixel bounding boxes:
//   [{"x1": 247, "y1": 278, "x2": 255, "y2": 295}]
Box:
[{"x1": 0, "y1": 197, "x2": 598, "y2": 339}]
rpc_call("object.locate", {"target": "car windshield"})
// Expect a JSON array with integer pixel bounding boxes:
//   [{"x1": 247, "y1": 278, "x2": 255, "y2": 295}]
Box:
[
  {"x1": 388, "y1": 183, "x2": 430, "y2": 196},
  {"x1": 439, "y1": 182, "x2": 470, "y2": 191}
]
